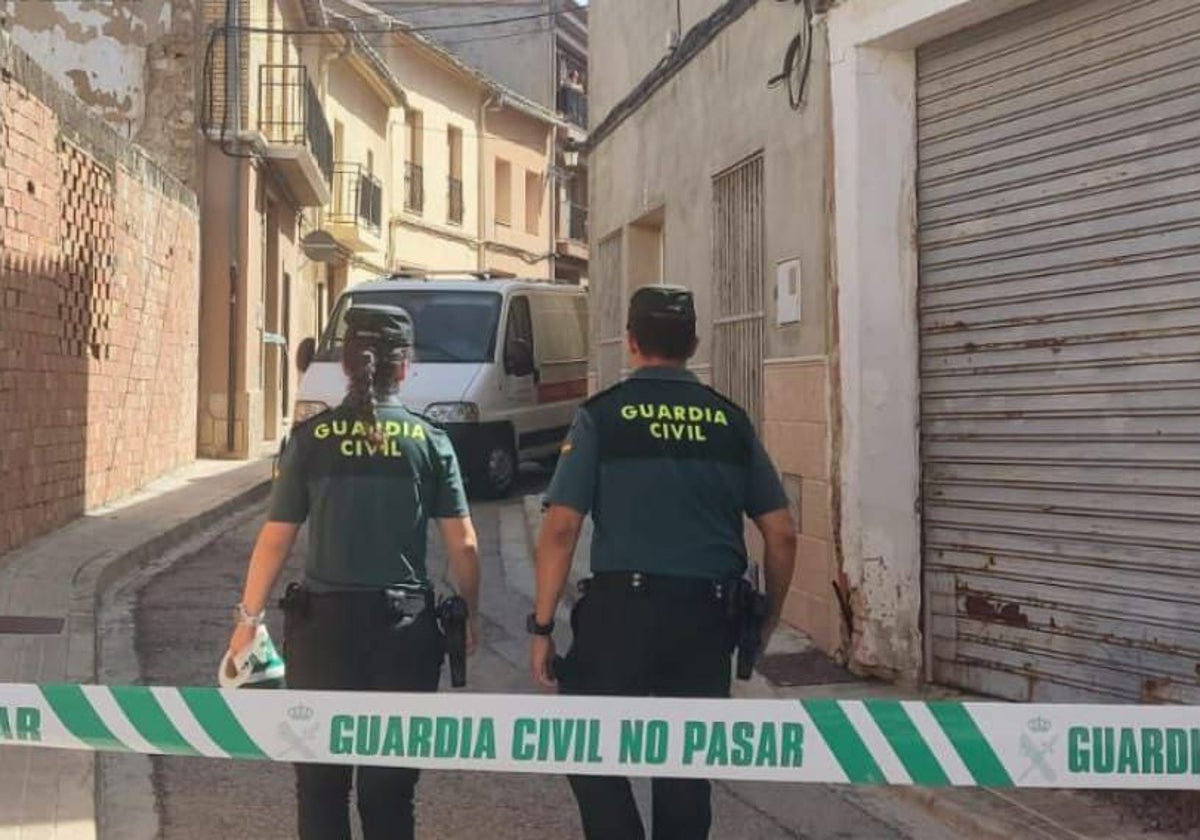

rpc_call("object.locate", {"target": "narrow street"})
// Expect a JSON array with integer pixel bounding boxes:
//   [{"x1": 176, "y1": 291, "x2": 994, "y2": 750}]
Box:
[{"x1": 97, "y1": 474, "x2": 959, "y2": 840}]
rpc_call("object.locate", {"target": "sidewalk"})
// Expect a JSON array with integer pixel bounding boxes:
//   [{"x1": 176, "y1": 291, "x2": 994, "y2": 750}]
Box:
[
  {"x1": 519, "y1": 494, "x2": 1181, "y2": 840},
  {"x1": 0, "y1": 459, "x2": 272, "y2": 840}
]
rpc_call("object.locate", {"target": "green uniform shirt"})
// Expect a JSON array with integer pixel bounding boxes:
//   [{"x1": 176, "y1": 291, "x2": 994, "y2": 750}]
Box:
[
  {"x1": 545, "y1": 366, "x2": 789, "y2": 580},
  {"x1": 268, "y1": 400, "x2": 469, "y2": 589}
]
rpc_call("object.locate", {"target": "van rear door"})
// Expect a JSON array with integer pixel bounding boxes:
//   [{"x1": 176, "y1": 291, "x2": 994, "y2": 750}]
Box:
[
  {"x1": 522, "y1": 290, "x2": 588, "y2": 455},
  {"x1": 499, "y1": 294, "x2": 539, "y2": 446}
]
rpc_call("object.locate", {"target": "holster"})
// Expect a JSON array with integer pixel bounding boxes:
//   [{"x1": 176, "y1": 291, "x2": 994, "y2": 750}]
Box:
[
  {"x1": 725, "y1": 577, "x2": 769, "y2": 680},
  {"x1": 436, "y1": 595, "x2": 469, "y2": 688},
  {"x1": 279, "y1": 582, "x2": 311, "y2": 619}
]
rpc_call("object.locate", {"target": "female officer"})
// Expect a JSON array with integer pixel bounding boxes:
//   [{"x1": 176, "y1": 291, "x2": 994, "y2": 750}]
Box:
[{"x1": 225, "y1": 302, "x2": 481, "y2": 840}]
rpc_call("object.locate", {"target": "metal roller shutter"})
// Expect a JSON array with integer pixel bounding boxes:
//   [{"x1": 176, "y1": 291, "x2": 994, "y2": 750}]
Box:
[{"x1": 917, "y1": 0, "x2": 1200, "y2": 702}]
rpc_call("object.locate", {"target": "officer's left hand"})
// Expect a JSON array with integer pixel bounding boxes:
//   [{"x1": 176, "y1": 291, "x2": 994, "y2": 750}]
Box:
[
  {"x1": 227, "y1": 623, "x2": 256, "y2": 662},
  {"x1": 530, "y1": 635, "x2": 557, "y2": 689}
]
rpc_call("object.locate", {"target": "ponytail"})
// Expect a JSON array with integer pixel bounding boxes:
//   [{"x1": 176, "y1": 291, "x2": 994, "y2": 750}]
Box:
[{"x1": 344, "y1": 336, "x2": 409, "y2": 448}]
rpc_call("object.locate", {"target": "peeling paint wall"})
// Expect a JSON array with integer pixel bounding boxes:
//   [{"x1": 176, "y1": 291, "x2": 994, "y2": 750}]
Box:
[{"x1": 0, "y1": 0, "x2": 198, "y2": 186}]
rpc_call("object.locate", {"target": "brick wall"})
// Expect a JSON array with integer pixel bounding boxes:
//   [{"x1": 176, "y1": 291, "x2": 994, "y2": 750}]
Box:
[{"x1": 0, "y1": 32, "x2": 199, "y2": 554}]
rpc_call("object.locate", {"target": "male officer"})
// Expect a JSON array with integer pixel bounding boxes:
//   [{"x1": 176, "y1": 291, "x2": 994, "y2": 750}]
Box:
[{"x1": 529, "y1": 286, "x2": 798, "y2": 839}]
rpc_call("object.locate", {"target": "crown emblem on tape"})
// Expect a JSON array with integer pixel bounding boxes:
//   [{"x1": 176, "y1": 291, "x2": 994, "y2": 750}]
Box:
[
  {"x1": 1026, "y1": 716, "x2": 1051, "y2": 734},
  {"x1": 288, "y1": 704, "x2": 314, "y2": 722}
]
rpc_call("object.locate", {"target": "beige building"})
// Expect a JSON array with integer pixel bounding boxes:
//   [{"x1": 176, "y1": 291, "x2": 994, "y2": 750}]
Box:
[
  {"x1": 367, "y1": 0, "x2": 590, "y2": 285},
  {"x1": 481, "y1": 105, "x2": 555, "y2": 279},
  {"x1": 196, "y1": 0, "x2": 406, "y2": 458},
  {"x1": 340, "y1": 0, "x2": 560, "y2": 279},
  {"x1": 589, "y1": 2, "x2": 840, "y2": 656}
]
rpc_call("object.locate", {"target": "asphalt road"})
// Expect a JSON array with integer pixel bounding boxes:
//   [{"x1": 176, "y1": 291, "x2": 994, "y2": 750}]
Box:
[{"x1": 108, "y1": 470, "x2": 959, "y2": 839}]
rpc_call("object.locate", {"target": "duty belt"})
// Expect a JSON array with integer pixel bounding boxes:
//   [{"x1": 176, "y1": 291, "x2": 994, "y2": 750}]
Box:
[
  {"x1": 281, "y1": 582, "x2": 433, "y2": 623},
  {"x1": 583, "y1": 571, "x2": 729, "y2": 601}
]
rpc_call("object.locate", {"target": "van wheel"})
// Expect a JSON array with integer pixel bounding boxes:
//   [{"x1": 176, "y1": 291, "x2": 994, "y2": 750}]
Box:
[{"x1": 475, "y1": 440, "x2": 516, "y2": 499}]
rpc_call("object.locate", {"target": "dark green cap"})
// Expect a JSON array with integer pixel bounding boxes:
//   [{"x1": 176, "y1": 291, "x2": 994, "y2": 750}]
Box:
[
  {"x1": 627, "y1": 285, "x2": 696, "y2": 327},
  {"x1": 345, "y1": 303, "x2": 414, "y2": 347}
]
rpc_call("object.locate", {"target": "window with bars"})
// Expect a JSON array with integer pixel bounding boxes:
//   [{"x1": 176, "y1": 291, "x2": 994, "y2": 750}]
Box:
[
  {"x1": 711, "y1": 153, "x2": 765, "y2": 425},
  {"x1": 593, "y1": 230, "x2": 625, "y2": 389}
]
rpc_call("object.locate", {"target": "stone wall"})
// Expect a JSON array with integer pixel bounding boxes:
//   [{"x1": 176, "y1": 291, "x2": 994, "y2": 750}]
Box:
[
  {"x1": 0, "y1": 0, "x2": 200, "y2": 186},
  {"x1": 0, "y1": 32, "x2": 199, "y2": 554}
]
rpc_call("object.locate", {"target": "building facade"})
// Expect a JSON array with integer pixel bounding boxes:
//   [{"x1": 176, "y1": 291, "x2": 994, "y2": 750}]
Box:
[
  {"x1": 196, "y1": 0, "x2": 412, "y2": 459},
  {"x1": 588, "y1": 0, "x2": 838, "y2": 655},
  {"x1": 481, "y1": 102, "x2": 555, "y2": 279},
  {"x1": 373, "y1": 0, "x2": 590, "y2": 284}
]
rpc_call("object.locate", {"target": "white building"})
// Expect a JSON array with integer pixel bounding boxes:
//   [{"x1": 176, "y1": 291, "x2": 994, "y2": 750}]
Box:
[{"x1": 592, "y1": 0, "x2": 1200, "y2": 701}]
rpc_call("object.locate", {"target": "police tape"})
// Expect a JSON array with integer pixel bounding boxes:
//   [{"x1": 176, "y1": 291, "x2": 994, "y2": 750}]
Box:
[{"x1": 1, "y1": 682, "x2": 1198, "y2": 788}]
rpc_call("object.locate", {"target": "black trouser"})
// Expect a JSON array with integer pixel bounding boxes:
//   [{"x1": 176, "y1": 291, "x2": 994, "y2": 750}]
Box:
[
  {"x1": 283, "y1": 585, "x2": 442, "y2": 840},
  {"x1": 557, "y1": 573, "x2": 735, "y2": 840}
]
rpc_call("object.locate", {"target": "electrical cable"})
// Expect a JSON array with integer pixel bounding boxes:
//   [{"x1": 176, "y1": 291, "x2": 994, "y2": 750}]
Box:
[
  {"x1": 229, "y1": 21, "x2": 553, "y2": 50},
  {"x1": 767, "y1": 0, "x2": 813, "y2": 110},
  {"x1": 225, "y1": 7, "x2": 577, "y2": 35},
  {"x1": 589, "y1": 0, "x2": 755, "y2": 149}
]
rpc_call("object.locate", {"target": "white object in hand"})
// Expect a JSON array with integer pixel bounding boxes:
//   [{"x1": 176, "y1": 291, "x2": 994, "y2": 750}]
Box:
[{"x1": 218, "y1": 624, "x2": 286, "y2": 688}]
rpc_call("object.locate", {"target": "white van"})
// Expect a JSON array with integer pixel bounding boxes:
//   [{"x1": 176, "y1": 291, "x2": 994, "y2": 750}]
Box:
[{"x1": 291, "y1": 275, "x2": 589, "y2": 498}]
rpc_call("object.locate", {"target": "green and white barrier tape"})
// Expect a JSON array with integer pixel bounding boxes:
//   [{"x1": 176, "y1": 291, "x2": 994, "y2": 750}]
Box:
[{"x1": 2, "y1": 683, "x2": 1197, "y2": 788}]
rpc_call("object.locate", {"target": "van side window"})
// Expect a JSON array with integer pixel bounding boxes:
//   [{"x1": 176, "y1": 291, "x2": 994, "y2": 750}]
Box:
[{"x1": 504, "y1": 296, "x2": 535, "y2": 376}]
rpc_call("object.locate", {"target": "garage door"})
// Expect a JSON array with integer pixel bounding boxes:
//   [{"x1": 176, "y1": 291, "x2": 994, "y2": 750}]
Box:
[{"x1": 917, "y1": 0, "x2": 1200, "y2": 702}]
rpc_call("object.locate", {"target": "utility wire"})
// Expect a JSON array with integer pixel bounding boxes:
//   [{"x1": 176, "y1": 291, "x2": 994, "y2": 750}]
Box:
[
  {"x1": 232, "y1": 22, "x2": 552, "y2": 49},
  {"x1": 226, "y1": 7, "x2": 577, "y2": 34}
]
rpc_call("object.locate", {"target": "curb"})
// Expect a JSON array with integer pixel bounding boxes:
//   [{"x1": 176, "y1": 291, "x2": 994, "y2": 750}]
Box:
[
  {"x1": 69, "y1": 474, "x2": 273, "y2": 683},
  {"x1": 75, "y1": 469, "x2": 271, "y2": 840}
]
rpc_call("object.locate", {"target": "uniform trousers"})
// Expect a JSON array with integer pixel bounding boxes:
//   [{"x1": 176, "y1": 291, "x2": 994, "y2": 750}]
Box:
[
  {"x1": 557, "y1": 572, "x2": 735, "y2": 840},
  {"x1": 283, "y1": 585, "x2": 442, "y2": 840}
]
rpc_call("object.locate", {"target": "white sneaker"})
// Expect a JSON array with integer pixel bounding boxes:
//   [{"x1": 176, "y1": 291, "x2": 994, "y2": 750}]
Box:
[{"x1": 218, "y1": 625, "x2": 285, "y2": 689}]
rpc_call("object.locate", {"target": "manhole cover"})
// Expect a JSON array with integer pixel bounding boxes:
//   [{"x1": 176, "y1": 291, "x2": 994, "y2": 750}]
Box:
[
  {"x1": 756, "y1": 650, "x2": 862, "y2": 686},
  {"x1": 0, "y1": 616, "x2": 65, "y2": 635}
]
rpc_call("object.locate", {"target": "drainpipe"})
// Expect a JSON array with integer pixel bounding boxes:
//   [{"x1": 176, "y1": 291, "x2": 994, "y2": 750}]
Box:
[
  {"x1": 477, "y1": 93, "x2": 499, "y2": 270},
  {"x1": 546, "y1": 122, "x2": 556, "y2": 282},
  {"x1": 225, "y1": 0, "x2": 241, "y2": 455}
]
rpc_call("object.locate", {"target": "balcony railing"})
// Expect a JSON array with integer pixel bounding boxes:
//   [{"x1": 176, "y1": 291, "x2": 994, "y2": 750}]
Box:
[
  {"x1": 557, "y1": 85, "x2": 587, "y2": 128},
  {"x1": 329, "y1": 163, "x2": 383, "y2": 235},
  {"x1": 257, "y1": 64, "x2": 333, "y2": 183},
  {"x1": 448, "y1": 176, "x2": 464, "y2": 225},
  {"x1": 568, "y1": 203, "x2": 588, "y2": 242},
  {"x1": 405, "y1": 161, "x2": 424, "y2": 214}
]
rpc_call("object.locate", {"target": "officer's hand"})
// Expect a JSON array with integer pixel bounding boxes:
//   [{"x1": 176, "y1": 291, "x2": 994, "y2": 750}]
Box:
[
  {"x1": 227, "y1": 623, "x2": 256, "y2": 661},
  {"x1": 466, "y1": 616, "x2": 479, "y2": 656},
  {"x1": 530, "y1": 635, "x2": 557, "y2": 689}
]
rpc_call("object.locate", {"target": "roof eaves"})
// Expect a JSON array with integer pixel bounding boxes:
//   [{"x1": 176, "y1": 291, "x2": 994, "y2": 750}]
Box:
[
  {"x1": 492, "y1": 89, "x2": 568, "y2": 128},
  {"x1": 331, "y1": 0, "x2": 566, "y2": 128},
  {"x1": 319, "y1": 0, "x2": 407, "y2": 106}
]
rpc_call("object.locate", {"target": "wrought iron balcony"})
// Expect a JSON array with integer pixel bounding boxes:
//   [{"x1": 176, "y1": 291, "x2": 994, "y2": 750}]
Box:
[
  {"x1": 448, "y1": 176, "x2": 464, "y2": 225},
  {"x1": 405, "y1": 161, "x2": 424, "y2": 214},
  {"x1": 327, "y1": 163, "x2": 383, "y2": 250},
  {"x1": 257, "y1": 64, "x2": 333, "y2": 206},
  {"x1": 568, "y1": 203, "x2": 588, "y2": 242},
  {"x1": 557, "y1": 85, "x2": 587, "y2": 128},
  {"x1": 556, "y1": 201, "x2": 589, "y2": 261}
]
